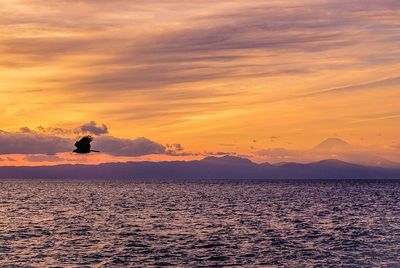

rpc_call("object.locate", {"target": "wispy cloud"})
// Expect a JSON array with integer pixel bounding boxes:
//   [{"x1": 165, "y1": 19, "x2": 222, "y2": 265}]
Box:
[
  {"x1": 23, "y1": 154, "x2": 65, "y2": 162},
  {"x1": 0, "y1": 0, "x2": 399, "y2": 157}
]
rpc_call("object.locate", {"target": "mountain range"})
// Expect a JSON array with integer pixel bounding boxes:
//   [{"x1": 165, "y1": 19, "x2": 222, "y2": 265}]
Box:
[{"x1": 1, "y1": 155, "x2": 400, "y2": 179}]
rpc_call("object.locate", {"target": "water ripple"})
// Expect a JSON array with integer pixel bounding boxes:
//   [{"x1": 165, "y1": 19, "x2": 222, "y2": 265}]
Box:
[{"x1": 0, "y1": 179, "x2": 400, "y2": 266}]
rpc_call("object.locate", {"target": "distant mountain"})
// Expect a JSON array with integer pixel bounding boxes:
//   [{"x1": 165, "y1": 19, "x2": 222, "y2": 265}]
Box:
[
  {"x1": 201, "y1": 155, "x2": 256, "y2": 166},
  {"x1": 1, "y1": 156, "x2": 399, "y2": 179},
  {"x1": 314, "y1": 138, "x2": 350, "y2": 150},
  {"x1": 345, "y1": 155, "x2": 400, "y2": 169},
  {"x1": 312, "y1": 138, "x2": 400, "y2": 168}
]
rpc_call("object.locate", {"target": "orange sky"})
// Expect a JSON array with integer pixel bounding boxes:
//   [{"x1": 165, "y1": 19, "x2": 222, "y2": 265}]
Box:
[{"x1": 0, "y1": 0, "x2": 399, "y2": 166}]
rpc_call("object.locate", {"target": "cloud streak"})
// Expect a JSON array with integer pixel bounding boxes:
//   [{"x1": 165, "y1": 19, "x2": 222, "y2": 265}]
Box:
[
  {"x1": 1, "y1": 0, "x2": 399, "y2": 158},
  {"x1": 4, "y1": 0, "x2": 400, "y2": 93}
]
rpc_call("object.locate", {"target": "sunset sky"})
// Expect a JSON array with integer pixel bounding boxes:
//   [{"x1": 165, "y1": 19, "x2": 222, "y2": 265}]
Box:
[{"x1": 0, "y1": 0, "x2": 399, "y2": 166}]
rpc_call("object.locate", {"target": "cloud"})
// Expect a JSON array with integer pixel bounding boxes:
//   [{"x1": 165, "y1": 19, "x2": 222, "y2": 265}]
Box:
[
  {"x1": 0, "y1": 0, "x2": 399, "y2": 131},
  {"x1": 0, "y1": 124, "x2": 179, "y2": 157},
  {"x1": 206, "y1": 151, "x2": 237, "y2": 156},
  {"x1": 37, "y1": 126, "x2": 72, "y2": 136},
  {"x1": 302, "y1": 76, "x2": 400, "y2": 98},
  {"x1": 392, "y1": 144, "x2": 400, "y2": 149},
  {"x1": 23, "y1": 154, "x2": 65, "y2": 162},
  {"x1": 18, "y1": 122, "x2": 110, "y2": 136},
  {"x1": 78, "y1": 121, "x2": 109, "y2": 135},
  {"x1": 0, "y1": 157, "x2": 16, "y2": 162},
  {"x1": 256, "y1": 148, "x2": 303, "y2": 160},
  {"x1": 0, "y1": 131, "x2": 179, "y2": 157},
  {"x1": 93, "y1": 136, "x2": 166, "y2": 156},
  {"x1": 18, "y1": 126, "x2": 73, "y2": 136},
  {"x1": 19, "y1": 127, "x2": 36, "y2": 134},
  {"x1": 0, "y1": 131, "x2": 72, "y2": 154},
  {"x1": 1, "y1": 0, "x2": 399, "y2": 156},
  {"x1": 270, "y1": 136, "x2": 280, "y2": 142},
  {"x1": 74, "y1": 1, "x2": 360, "y2": 92},
  {"x1": 4, "y1": 0, "x2": 399, "y2": 95},
  {"x1": 218, "y1": 143, "x2": 235, "y2": 147},
  {"x1": 165, "y1": 143, "x2": 190, "y2": 156}
]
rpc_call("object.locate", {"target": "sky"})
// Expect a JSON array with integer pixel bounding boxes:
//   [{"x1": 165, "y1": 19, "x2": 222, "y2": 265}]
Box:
[{"x1": 0, "y1": 0, "x2": 399, "y2": 166}]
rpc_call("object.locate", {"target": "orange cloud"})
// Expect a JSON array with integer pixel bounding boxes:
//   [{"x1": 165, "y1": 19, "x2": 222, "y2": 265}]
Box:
[{"x1": 0, "y1": 0, "x2": 399, "y2": 162}]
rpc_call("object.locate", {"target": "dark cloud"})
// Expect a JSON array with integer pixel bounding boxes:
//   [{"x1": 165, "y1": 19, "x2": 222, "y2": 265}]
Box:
[
  {"x1": 0, "y1": 126, "x2": 174, "y2": 157},
  {"x1": 129, "y1": 0, "x2": 399, "y2": 64},
  {"x1": 19, "y1": 123, "x2": 110, "y2": 136},
  {"x1": 165, "y1": 144, "x2": 195, "y2": 156},
  {"x1": 0, "y1": 131, "x2": 72, "y2": 154},
  {"x1": 173, "y1": 144, "x2": 183, "y2": 151},
  {"x1": 19, "y1": 127, "x2": 36, "y2": 134},
  {"x1": 78, "y1": 121, "x2": 109, "y2": 136},
  {"x1": 94, "y1": 136, "x2": 166, "y2": 156},
  {"x1": 166, "y1": 143, "x2": 183, "y2": 152},
  {"x1": 19, "y1": 126, "x2": 72, "y2": 136}
]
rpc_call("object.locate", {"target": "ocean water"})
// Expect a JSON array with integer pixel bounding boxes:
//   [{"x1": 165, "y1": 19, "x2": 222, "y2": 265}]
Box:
[{"x1": 0, "y1": 179, "x2": 400, "y2": 267}]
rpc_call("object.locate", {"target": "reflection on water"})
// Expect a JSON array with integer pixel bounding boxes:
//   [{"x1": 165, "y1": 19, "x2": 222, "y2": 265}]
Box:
[{"x1": 0, "y1": 179, "x2": 400, "y2": 266}]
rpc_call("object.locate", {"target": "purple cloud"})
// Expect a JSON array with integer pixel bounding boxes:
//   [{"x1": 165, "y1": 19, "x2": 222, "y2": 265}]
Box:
[
  {"x1": 78, "y1": 121, "x2": 109, "y2": 136},
  {"x1": 0, "y1": 126, "x2": 175, "y2": 157},
  {"x1": 0, "y1": 131, "x2": 72, "y2": 154},
  {"x1": 94, "y1": 136, "x2": 166, "y2": 156}
]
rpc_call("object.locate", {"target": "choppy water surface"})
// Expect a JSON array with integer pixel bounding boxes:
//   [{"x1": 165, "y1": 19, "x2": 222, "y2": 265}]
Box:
[{"x1": 1, "y1": 179, "x2": 400, "y2": 267}]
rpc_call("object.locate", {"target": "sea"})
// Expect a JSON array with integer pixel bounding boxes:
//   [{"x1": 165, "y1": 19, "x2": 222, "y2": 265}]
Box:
[{"x1": 0, "y1": 179, "x2": 399, "y2": 267}]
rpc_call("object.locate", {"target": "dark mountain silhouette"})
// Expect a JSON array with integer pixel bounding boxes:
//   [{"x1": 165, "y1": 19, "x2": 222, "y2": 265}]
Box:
[{"x1": 0, "y1": 156, "x2": 400, "y2": 179}]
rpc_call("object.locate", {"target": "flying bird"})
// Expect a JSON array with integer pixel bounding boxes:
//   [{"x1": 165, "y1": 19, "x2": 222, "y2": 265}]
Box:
[{"x1": 73, "y1": 136, "x2": 100, "y2": 154}]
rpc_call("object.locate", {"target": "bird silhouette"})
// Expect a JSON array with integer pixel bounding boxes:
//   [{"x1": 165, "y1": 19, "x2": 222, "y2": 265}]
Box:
[{"x1": 73, "y1": 136, "x2": 100, "y2": 154}]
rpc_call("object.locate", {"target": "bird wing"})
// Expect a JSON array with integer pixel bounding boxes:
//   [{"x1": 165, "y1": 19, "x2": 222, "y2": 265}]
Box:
[{"x1": 75, "y1": 135, "x2": 93, "y2": 151}]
